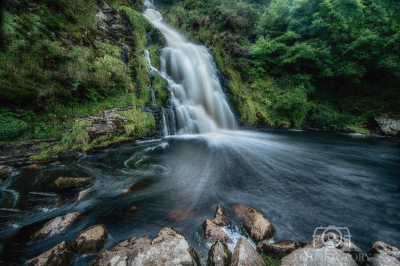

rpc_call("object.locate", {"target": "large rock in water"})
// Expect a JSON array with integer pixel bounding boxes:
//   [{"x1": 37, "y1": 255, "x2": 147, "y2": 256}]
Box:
[
  {"x1": 212, "y1": 204, "x2": 229, "y2": 226},
  {"x1": 207, "y1": 240, "x2": 232, "y2": 266},
  {"x1": 26, "y1": 241, "x2": 75, "y2": 266},
  {"x1": 203, "y1": 219, "x2": 233, "y2": 244},
  {"x1": 257, "y1": 240, "x2": 306, "y2": 260},
  {"x1": 30, "y1": 212, "x2": 81, "y2": 243},
  {"x1": 231, "y1": 237, "x2": 266, "y2": 266},
  {"x1": 307, "y1": 233, "x2": 363, "y2": 264},
  {"x1": 75, "y1": 225, "x2": 108, "y2": 255},
  {"x1": 77, "y1": 188, "x2": 93, "y2": 202},
  {"x1": 131, "y1": 227, "x2": 200, "y2": 265},
  {"x1": 55, "y1": 177, "x2": 91, "y2": 189},
  {"x1": 362, "y1": 241, "x2": 400, "y2": 266},
  {"x1": 89, "y1": 236, "x2": 152, "y2": 266},
  {"x1": 232, "y1": 204, "x2": 274, "y2": 243},
  {"x1": 375, "y1": 117, "x2": 400, "y2": 136},
  {"x1": 281, "y1": 247, "x2": 358, "y2": 266}
]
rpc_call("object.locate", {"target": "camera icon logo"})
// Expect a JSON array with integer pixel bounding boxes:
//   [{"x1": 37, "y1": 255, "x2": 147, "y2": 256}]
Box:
[{"x1": 313, "y1": 225, "x2": 351, "y2": 248}]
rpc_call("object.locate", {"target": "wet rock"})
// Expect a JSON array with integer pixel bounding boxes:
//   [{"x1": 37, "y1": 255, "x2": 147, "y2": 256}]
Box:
[
  {"x1": 55, "y1": 177, "x2": 91, "y2": 189},
  {"x1": 212, "y1": 204, "x2": 229, "y2": 226},
  {"x1": 147, "y1": 28, "x2": 165, "y2": 47},
  {"x1": 306, "y1": 233, "x2": 363, "y2": 264},
  {"x1": 30, "y1": 212, "x2": 81, "y2": 242},
  {"x1": 257, "y1": 240, "x2": 306, "y2": 260},
  {"x1": 207, "y1": 240, "x2": 232, "y2": 266},
  {"x1": 75, "y1": 225, "x2": 108, "y2": 255},
  {"x1": 89, "y1": 236, "x2": 152, "y2": 266},
  {"x1": 131, "y1": 227, "x2": 200, "y2": 265},
  {"x1": 231, "y1": 237, "x2": 266, "y2": 266},
  {"x1": 364, "y1": 254, "x2": 400, "y2": 266},
  {"x1": 232, "y1": 204, "x2": 275, "y2": 243},
  {"x1": 21, "y1": 164, "x2": 45, "y2": 170},
  {"x1": 77, "y1": 188, "x2": 93, "y2": 202},
  {"x1": 202, "y1": 219, "x2": 233, "y2": 244},
  {"x1": 375, "y1": 117, "x2": 400, "y2": 136},
  {"x1": 362, "y1": 241, "x2": 400, "y2": 265},
  {"x1": 0, "y1": 169, "x2": 9, "y2": 178},
  {"x1": 26, "y1": 241, "x2": 75, "y2": 266},
  {"x1": 281, "y1": 247, "x2": 358, "y2": 266}
]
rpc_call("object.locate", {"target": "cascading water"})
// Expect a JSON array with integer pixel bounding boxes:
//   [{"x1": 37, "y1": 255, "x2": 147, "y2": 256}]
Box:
[{"x1": 143, "y1": 3, "x2": 237, "y2": 135}]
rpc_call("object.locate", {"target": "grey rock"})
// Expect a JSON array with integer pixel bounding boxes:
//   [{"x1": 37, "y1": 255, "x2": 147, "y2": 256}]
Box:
[
  {"x1": 212, "y1": 204, "x2": 229, "y2": 226},
  {"x1": 30, "y1": 212, "x2": 81, "y2": 243},
  {"x1": 202, "y1": 219, "x2": 233, "y2": 244},
  {"x1": 26, "y1": 241, "x2": 75, "y2": 266},
  {"x1": 75, "y1": 225, "x2": 108, "y2": 255},
  {"x1": 55, "y1": 177, "x2": 91, "y2": 189},
  {"x1": 89, "y1": 236, "x2": 152, "y2": 266},
  {"x1": 257, "y1": 240, "x2": 306, "y2": 260},
  {"x1": 362, "y1": 241, "x2": 400, "y2": 265},
  {"x1": 207, "y1": 241, "x2": 232, "y2": 266},
  {"x1": 375, "y1": 117, "x2": 400, "y2": 136},
  {"x1": 281, "y1": 247, "x2": 358, "y2": 266},
  {"x1": 365, "y1": 254, "x2": 400, "y2": 266},
  {"x1": 231, "y1": 237, "x2": 266, "y2": 266},
  {"x1": 131, "y1": 227, "x2": 200, "y2": 265}
]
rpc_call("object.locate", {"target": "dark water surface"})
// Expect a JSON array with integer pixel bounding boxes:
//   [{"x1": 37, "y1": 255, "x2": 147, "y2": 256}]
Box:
[{"x1": 1, "y1": 130, "x2": 399, "y2": 265}]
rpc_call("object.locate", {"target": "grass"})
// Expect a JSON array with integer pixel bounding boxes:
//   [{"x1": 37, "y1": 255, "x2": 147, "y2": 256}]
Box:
[{"x1": 263, "y1": 255, "x2": 281, "y2": 266}]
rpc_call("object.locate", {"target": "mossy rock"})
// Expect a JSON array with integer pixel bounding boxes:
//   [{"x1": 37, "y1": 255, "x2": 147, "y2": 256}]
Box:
[
  {"x1": 55, "y1": 177, "x2": 91, "y2": 189},
  {"x1": 75, "y1": 225, "x2": 109, "y2": 255},
  {"x1": 0, "y1": 170, "x2": 9, "y2": 179},
  {"x1": 26, "y1": 241, "x2": 75, "y2": 266}
]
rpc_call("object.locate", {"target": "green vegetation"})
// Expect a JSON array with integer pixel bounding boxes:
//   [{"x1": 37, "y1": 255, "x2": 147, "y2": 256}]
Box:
[
  {"x1": 163, "y1": 0, "x2": 400, "y2": 131},
  {"x1": 0, "y1": 116, "x2": 28, "y2": 141},
  {"x1": 263, "y1": 255, "x2": 281, "y2": 266}
]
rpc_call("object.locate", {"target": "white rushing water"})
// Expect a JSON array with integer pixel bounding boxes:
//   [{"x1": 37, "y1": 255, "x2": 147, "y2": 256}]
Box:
[{"x1": 143, "y1": 4, "x2": 237, "y2": 135}]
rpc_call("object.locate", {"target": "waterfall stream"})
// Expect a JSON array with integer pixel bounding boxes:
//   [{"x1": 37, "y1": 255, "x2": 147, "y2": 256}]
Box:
[{"x1": 143, "y1": 4, "x2": 237, "y2": 135}]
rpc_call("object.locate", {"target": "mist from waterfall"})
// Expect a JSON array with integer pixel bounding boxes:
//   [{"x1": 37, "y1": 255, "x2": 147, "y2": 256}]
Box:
[{"x1": 143, "y1": 3, "x2": 237, "y2": 135}]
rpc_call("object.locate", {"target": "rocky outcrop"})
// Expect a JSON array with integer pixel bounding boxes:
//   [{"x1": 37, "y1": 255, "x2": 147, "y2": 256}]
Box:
[
  {"x1": 364, "y1": 254, "x2": 400, "y2": 266},
  {"x1": 75, "y1": 225, "x2": 108, "y2": 255},
  {"x1": 232, "y1": 204, "x2": 275, "y2": 243},
  {"x1": 202, "y1": 219, "x2": 233, "y2": 244},
  {"x1": 55, "y1": 177, "x2": 91, "y2": 189},
  {"x1": 30, "y1": 212, "x2": 81, "y2": 243},
  {"x1": 231, "y1": 237, "x2": 266, "y2": 266},
  {"x1": 26, "y1": 241, "x2": 75, "y2": 266},
  {"x1": 207, "y1": 240, "x2": 232, "y2": 266},
  {"x1": 307, "y1": 233, "x2": 363, "y2": 264},
  {"x1": 257, "y1": 240, "x2": 306, "y2": 260},
  {"x1": 89, "y1": 236, "x2": 152, "y2": 266},
  {"x1": 77, "y1": 188, "x2": 93, "y2": 202},
  {"x1": 362, "y1": 241, "x2": 400, "y2": 266},
  {"x1": 375, "y1": 117, "x2": 400, "y2": 136},
  {"x1": 281, "y1": 247, "x2": 358, "y2": 266},
  {"x1": 212, "y1": 204, "x2": 229, "y2": 226},
  {"x1": 131, "y1": 227, "x2": 200, "y2": 265}
]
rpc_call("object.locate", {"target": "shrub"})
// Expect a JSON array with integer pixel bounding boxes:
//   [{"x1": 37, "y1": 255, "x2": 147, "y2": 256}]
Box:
[{"x1": 0, "y1": 117, "x2": 28, "y2": 141}]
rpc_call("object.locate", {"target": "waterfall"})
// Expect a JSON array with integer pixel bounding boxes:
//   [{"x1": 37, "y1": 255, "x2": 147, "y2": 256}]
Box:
[{"x1": 143, "y1": 4, "x2": 237, "y2": 135}]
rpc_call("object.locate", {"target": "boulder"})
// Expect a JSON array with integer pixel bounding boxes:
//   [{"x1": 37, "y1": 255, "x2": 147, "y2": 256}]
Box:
[
  {"x1": 281, "y1": 247, "x2": 358, "y2": 266},
  {"x1": 207, "y1": 240, "x2": 232, "y2": 266},
  {"x1": 203, "y1": 219, "x2": 233, "y2": 244},
  {"x1": 0, "y1": 169, "x2": 9, "y2": 178},
  {"x1": 77, "y1": 188, "x2": 93, "y2": 202},
  {"x1": 257, "y1": 240, "x2": 306, "y2": 259},
  {"x1": 30, "y1": 212, "x2": 81, "y2": 242},
  {"x1": 307, "y1": 233, "x2": 363, "y2": 263},
  {"x1": 231, "y1": 237, "x2": 266, "y2": 266},
  {"x1": 364, "y1": 254, "x2": 400, "y2": 266},
  {"x1": 375, "y1": 117, "x2": 400, "y2": 136},
  {"x1": 26, "y1": 241, "x2": 75, "y2": 266},
  {"x1": 89, "y1": 236, "x2": 152, "y2": 266},
  {"x1": 362, "y1": 241, "x2": 400, "y2": 266},
  {"x1": 212, "y1": 205, "x2": 229, "y2": 226},
  {"x1": 232, "y1": 204, "x2": 274, "y2": 243},
  {"x1": 131, "y1": 227, "x2": 200, "y2": 265},
  {"x1": 55, "y1": 177, "x2": 91, "y2": 189},
  {"x1": 75, "y1": 225, "x2": 108, "y2": 255}
]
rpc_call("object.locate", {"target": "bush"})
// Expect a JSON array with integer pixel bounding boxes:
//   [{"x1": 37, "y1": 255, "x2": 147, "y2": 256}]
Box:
[{"x1": 0, "y1": 117, "x2": 28, "y2": 141}]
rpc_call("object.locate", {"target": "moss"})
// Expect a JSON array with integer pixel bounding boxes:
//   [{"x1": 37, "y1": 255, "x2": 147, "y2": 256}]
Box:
[
  {"x1": 94, "y1": 41, "x2": 122, "y2": 59},
  {"x1": 129, "y1": 53, "x2": 151, "y2": 99},
  {"x1": 347, "y1": 125, "x2": 371, "y2": 135},
  {"x1": 54, "y1": 177, "x2": 91, "y2": 189},
  {"x1": 0, "y1": 117, "x2": 28, "y2": 141},
  {"x1": 152, "y1": 72, "x2": 169, "y2": 106},
  {"x1": 263, "y1": 255, "x2": 281, "y2": 266},
  {"x1": 119, "y1": 108, "x2": 155, "y2": 138}
]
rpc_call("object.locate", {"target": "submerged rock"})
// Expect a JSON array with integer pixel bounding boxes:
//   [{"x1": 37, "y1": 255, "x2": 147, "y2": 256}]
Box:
[
  {"x1": 307, "y1": 233, "x2": 363, "y2": 264},
  {"x1": 257, "y1": 240, "x2": 306, "y2": 260},
  {"x1": 231, "y1": 237, "x2": 266, "y2": 266},
  {"x1": 212, "y1": 204, "x2": 229, "y2": 226},
  {"x1": 375, "y1": 117, "x2": 400, "y2": 136},
  {"x1": 232, "y1": 204, "x2": 275, "y2": 243},
  {"x1": 362, "y1": 241, "x2": 400, "y2": 266},
  {"x1": 131, "y1": 227, "x2": 200, "y2": 265},
  {"x1": 207, "y1": 240, "x2": 232, "y2": 266},
  {"x1": 77, "y1": 188, "x2": 93, "y2": 202},
  {"x1": 30, "y1": 212, "x2": 81, "y2": 243},
  {"x1": 89, "y1": 236, "x2": 152, "y2": 266},
  {"x1": 55, "y1": 177, "x2": 91, "y2": 189},
  {"x1": 26, "y1": 241, "x2": 75, "y2": 266},
  {"x1": 75, "y1": 225, "x2": 108, "y2": 255},
  {"x1": 202, "y1": 219, "x2": 233, "y2": 244},
  {"x1": 281, "y1": 247, "x2": 358, "y2": 266}
]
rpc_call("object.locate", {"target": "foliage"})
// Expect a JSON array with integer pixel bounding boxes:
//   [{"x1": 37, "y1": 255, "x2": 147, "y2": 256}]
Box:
[
  {"x1": 0, "y1": 117, "x2": 28, "y2": 141},
  {"x1": 263, "y1": 255, "x2": 281, "y2": 266}
]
